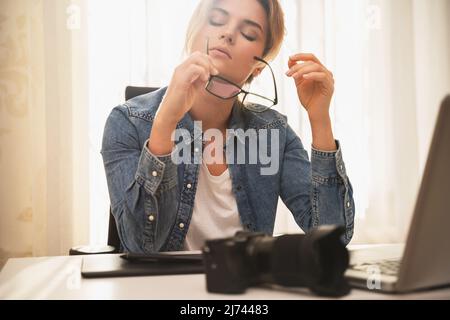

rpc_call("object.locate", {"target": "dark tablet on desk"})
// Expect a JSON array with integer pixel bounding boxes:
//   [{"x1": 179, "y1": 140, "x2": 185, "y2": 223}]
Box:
[{"x1": 81, "y1": 251, "x2": 204, "y2": 278}]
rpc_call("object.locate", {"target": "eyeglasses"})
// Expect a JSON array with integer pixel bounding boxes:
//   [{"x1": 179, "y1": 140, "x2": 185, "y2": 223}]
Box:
[{"x1": 204, "y1": 39, "x2": 278, "y2": 113}]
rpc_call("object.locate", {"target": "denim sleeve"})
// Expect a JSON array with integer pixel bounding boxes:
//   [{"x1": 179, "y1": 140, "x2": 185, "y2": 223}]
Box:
[
  {"x1": 101, "y1": 106, "x2": 178, "y2": 253},
  {"x1": 279, "y1": 125, "x2": 355, "y2": 244}
]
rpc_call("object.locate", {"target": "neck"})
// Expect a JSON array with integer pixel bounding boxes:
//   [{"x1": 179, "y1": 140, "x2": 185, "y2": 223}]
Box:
[{"x1": 189, "y1": 88, "x2": 236, "y2": 132}]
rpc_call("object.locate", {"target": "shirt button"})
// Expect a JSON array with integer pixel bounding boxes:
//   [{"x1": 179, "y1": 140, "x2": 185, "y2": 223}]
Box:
[
  {"x1": 148, "y1": 215, "x2": 155, "y2": 222},
  {"x1": 187, "y1": 183, "x2": 192, "y2": 189},
  {"x1": 179, "y1": 223, "x2": 185, "y2": 229},
  {"x1": 194, "y1": 147, "x2": 200, "y2": 153},
  {"x1": 346, "y1": 202, "x2": 351, "y2": 208},
  {"x1": 152, "y1": 171, "x2": 158, "y2": 177}
]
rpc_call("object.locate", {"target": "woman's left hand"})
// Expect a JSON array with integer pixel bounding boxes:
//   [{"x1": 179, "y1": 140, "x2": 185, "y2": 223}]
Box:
[{"x1": 286, "y1": 53, "x2": 334, "y2": 123}]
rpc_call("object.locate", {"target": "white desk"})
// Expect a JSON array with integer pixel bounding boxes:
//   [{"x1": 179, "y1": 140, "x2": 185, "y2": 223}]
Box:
[{"x1": 1, "y1": 248, "x2": 449, "y2": 300}]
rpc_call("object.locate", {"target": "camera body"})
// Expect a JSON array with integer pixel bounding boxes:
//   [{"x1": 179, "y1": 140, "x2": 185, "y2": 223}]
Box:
[{"x1": 202, "y1": 225, "x2": 350, "y2": 297}]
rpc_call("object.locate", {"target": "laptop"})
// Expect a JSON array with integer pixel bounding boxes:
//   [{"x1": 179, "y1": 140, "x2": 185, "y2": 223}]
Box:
[
  {"x1": 345, "y1": 95, "x2": 450, "y2": 293},
  {"x1": 81, "y1": 251, "x2": 204, "y2": 278}
]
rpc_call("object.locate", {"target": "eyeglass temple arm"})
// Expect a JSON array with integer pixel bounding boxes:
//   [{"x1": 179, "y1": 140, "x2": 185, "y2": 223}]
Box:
[{"x1": 253, "y1": 56, "x2": 278, "y2": 105}]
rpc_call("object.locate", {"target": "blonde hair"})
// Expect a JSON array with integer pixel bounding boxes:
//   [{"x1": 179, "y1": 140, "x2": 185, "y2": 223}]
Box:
[{"x1": 184, "y1": 0, "x2": 286, "y2": 84}]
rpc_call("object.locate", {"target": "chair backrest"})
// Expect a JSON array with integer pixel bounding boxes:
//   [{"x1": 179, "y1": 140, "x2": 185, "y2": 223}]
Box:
[
  {"x1": 107, "y1": 86, "x2": 161, "y2": 251},
  {"x1": 125, "y1": 86, "x2": 160, "y2": 101}
]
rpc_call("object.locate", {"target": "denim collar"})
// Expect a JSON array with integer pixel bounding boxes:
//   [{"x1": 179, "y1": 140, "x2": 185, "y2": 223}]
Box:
[{"x1": 175, "y1": 91, "x2": 247, "y2": 146}]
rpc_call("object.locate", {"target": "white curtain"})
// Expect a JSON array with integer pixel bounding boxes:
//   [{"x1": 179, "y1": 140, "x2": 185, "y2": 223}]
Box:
[
  {"x1": 0, "y1": 0, "x2": 89, "y2": 266},
  {"x1": 1, "y1": 0, "x2": 449, "y2": 264},
  {"x1": 273, "y1": 0, "x2": 450, "y2": 243}
]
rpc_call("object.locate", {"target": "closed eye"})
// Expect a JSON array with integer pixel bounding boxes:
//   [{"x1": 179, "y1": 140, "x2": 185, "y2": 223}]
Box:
[
  {"x1": 209, "y1": 20, "x2": 257, "y2": 42},
  {"x1": 242, "y1": 33, "x2": 256, "y2": 41},
  {"x1": 208, "y1": 7, "x2": 263, "y2": 40},
  {"x1": 209, "y1": 19, "x2": 223, "y2": 27}
]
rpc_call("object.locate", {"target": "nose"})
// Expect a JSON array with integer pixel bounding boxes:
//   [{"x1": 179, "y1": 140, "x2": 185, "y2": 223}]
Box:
[{"x1": 219, "y1": 31, "x2": 234, "y2": 45}]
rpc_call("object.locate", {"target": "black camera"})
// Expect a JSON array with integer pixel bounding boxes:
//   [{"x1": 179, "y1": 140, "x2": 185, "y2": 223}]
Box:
[{"x1": 202, "y1": 225, "x2": 350, "y2": 297}]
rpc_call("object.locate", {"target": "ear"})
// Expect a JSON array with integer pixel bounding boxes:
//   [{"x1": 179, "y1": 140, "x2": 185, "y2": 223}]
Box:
[{"x1": 252, "y1": 67, "x2": 263, "y2": 78}]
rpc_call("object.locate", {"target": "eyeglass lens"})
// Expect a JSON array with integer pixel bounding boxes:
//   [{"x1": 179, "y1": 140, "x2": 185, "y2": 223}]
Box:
[{"x1": 207, "y1": 77, "x2": 241, "y2": 99}]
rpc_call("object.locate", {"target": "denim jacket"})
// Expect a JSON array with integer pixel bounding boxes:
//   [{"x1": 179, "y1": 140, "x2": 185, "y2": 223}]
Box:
[{"x1": 101, "y1": 87, "x2": 355, "y2": 253}]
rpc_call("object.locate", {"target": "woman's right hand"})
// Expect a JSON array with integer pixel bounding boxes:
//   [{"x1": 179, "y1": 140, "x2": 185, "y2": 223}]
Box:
[
  {"x1": 157, "y1": 51, "x2": 219, "y2": 125},
  {"x1": 148, "y1": 51, "x2": 219, "y2": 155}
]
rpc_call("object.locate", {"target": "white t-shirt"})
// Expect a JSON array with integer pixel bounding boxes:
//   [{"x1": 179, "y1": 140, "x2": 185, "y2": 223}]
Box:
[{"x1": 184, "y1": 160, "x2": 243, "y2": 251}]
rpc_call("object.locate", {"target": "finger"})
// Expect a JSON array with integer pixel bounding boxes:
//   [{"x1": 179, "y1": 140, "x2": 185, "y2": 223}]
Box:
[
  {"x1": 289, "y1": 53, "x2": 324, "y2": 66},
  {"x1": 187, "y1": 64, "x2": 210, "y2": 84},
  {"x1": 191, "y1": 61, "x2": 216, "y2": 81},
  {"x1": 202, "y1": 55, "x2": 220, "y2": 75},
  {"x1": 190, "y1": 52, "x2": 219, "y2": 76},
  {"x1": 288, "y1": 58, "x2": 299, "y2": 69},
  {"x1": 302, "y1": 72, "x2": 330, "y2": 83},
  {"x1": 286, "y1": 61, "x2": 317, "y2": 77},
  {"x1": 288, "y1": 63, "x2": 326, "y2": 79},
  {"x1": 184, "y1": 51, "x2": 218, "y2": 74}
]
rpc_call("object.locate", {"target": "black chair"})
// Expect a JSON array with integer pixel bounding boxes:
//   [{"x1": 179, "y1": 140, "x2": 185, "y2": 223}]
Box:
[
  {"x1": 125, "y1": 86, "x2": 160, "y2": 101},
  {"x1": 69, "y1": 86, "x2": 160, "y2": 255}
]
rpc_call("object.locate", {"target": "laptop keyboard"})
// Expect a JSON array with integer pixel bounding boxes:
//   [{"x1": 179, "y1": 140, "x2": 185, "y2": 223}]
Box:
[{"x1": 350, "y1": 259, "x2": 401, "y2": 276}]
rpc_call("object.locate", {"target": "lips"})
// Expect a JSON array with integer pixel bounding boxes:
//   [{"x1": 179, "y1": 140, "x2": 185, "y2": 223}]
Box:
[{"x1": 210, "y1": 47, "x2": 232, "y2": 60}]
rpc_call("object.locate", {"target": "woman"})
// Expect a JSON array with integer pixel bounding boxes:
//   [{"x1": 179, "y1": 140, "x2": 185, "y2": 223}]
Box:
[{"x1": 101, "y1": 0, "x2": 355, "y2": 253}]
